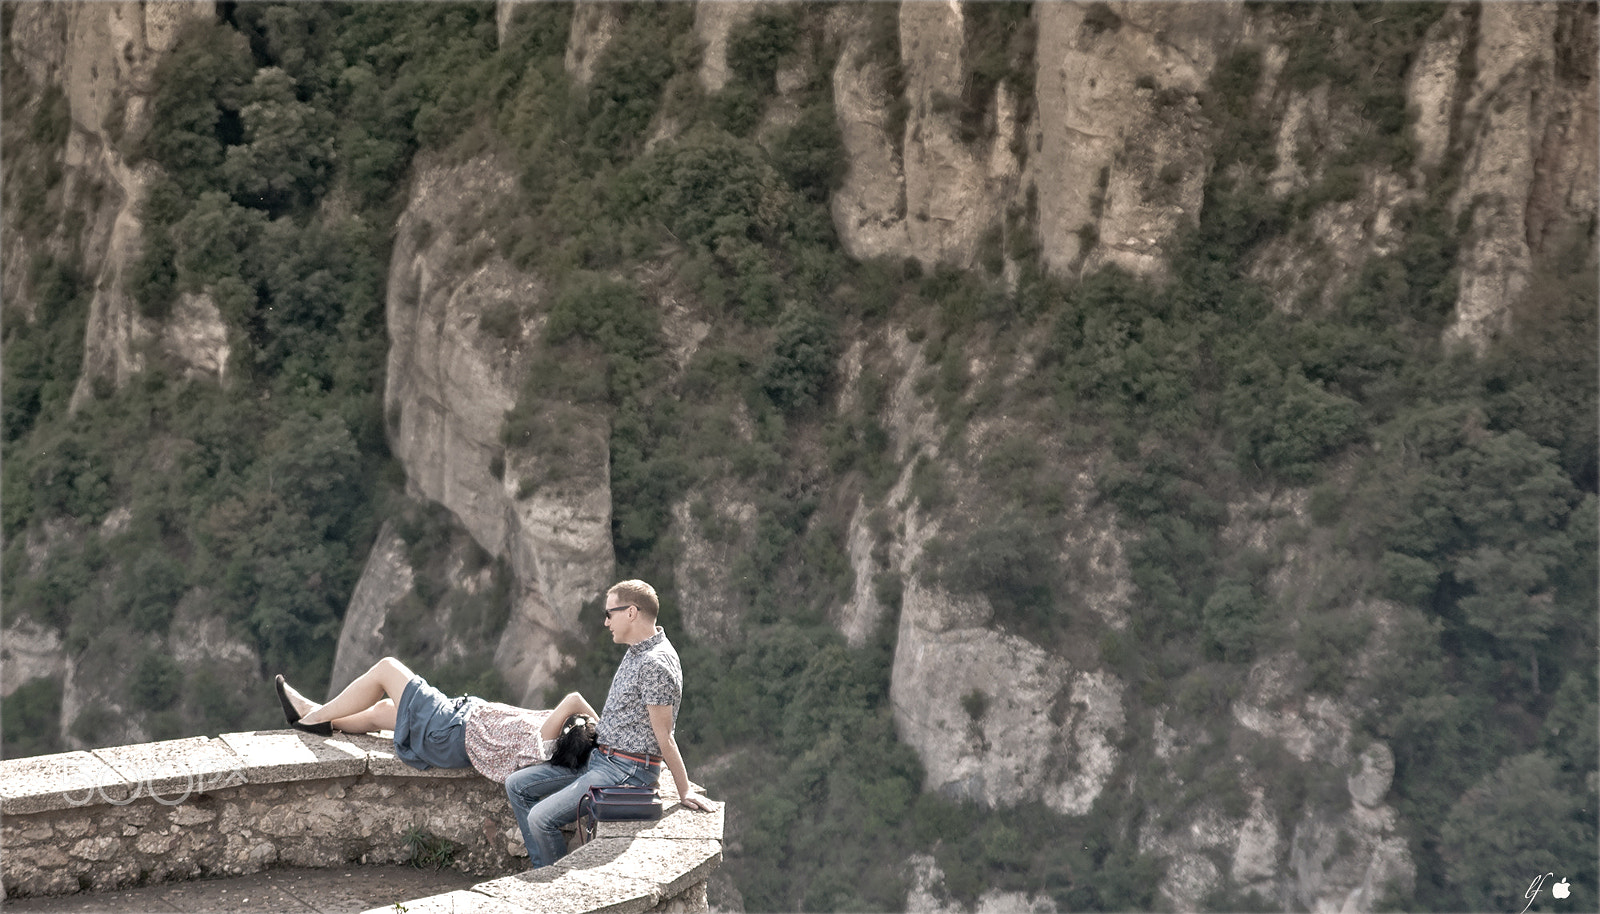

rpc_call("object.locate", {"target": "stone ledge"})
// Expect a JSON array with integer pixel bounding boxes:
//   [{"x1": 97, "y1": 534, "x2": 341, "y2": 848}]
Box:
[
  {"x1": 0, "y1": 729, "x2": 501, "y2": 814},
  {"x1": 2, "y1": 732, "x2": 724, "y2": 912},
  {"x1": 376, "y1": 888, "x2": 534, "y2": 914},
  {"x1": 368, "y1": 800, "x2": 725, "y2": 914},
  {"x1": 218, "y1": 730, "x2": 369, "y2": 784},
  {"x1": 92, "y1": 736, "x2": 250, "y2": 800},
  {"x1": 378, "y1": 837, "x2": 723, "y2": 914},
  {"x1": 559, "y1": 836, "x2": 724, "y2": 900},
  {"x1": 0, "y1": 751, "x2": 131, "y2": 815},
  {"x1": 473, "y1": 869, "x2": 665, "y2": 914},
  {"x1": 591, "y1": 803, "x2": 726, "y2": 843}
]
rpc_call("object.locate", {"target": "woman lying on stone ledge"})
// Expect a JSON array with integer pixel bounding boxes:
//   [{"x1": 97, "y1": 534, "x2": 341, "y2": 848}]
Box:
[{"x1": 274, "y1": 657, "x2": 600, "y2": 783}]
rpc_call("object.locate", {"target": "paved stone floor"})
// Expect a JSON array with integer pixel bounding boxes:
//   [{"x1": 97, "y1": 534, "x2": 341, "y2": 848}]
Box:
[{"x1": 2, "y1": 866, "x2": 485, "y2": 913}]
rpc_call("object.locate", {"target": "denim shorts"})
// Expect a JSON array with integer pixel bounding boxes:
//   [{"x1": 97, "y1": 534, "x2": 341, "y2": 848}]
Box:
[{"x1": 392, "y1": 676, "x2": 478, "y2": 771}]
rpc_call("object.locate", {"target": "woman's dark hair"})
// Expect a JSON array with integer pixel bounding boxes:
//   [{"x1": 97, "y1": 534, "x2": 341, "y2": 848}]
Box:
[{"x1": 550, "y1": 713, "x2": 598, "y2": 769}]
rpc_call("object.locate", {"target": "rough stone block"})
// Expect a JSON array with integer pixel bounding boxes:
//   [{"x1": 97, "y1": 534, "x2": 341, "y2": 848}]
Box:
[
  {"x1": 593, "y1": 803, "x2": 725, "y2": 843},
  {"x1": 69, "y1": 836, "x2": 121, "y2": 862},
  {"x1": 475, "y1": 869, "x2": 661, "y2": 914},
  {"x1": 332, "y1": 731, "x2": 394, "y2": 756},
  {"x1": 558, "y1": 838, "x2": 723, "y2": 900},
  {"x1": 170, "y1": 803, "x2": 217, "y2": 826},
  {"x1": 136, "y1": 831, "x2": 178, "y2": 855},
  {"x1": 370, "y1": 756, "x2": 480, "y2": 779},
  {"x1": 652, "y1": 778, "x2": 704, "y2": 804},
  {"x1": 93, "y1": 737, "x2": 248, "y2": 802},
  {"x1": 15, "y1": 845, "x2": 69, "y2": 868},
  {"x1": 16, "y1": 823, "x2": 53, "y2": 841},
  {"x1": 219, "y1": 730, "x2": 369, "y2": 784},
  {"x1": 0, "y1": 750, "x2": 132, "y2": 813},
  {"x1": 649, "y1": 879, "x2": 708, "y2": 914},
  {"x1": 360, "y1": 888, "x2": 531, "y2": 914}
]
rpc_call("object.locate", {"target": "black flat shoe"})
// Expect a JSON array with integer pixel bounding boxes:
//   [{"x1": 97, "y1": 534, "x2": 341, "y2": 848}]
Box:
[{"x1": 275, "y1": 674, "x2": 333, "y2": 736}]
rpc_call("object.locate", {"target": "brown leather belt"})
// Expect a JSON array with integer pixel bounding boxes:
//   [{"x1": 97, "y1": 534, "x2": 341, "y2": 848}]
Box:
[{"x1": 597, "y1": 744, "x2": 662, "y2": 766}]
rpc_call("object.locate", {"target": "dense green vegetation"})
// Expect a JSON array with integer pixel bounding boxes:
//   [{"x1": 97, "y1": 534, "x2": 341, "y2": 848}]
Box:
[
  {"x1": 2, "y1": 3, "x2": 1594, "y2": 912},
  {"x1": 1, "y1": 2, "x2": 501, "y2": 743}
]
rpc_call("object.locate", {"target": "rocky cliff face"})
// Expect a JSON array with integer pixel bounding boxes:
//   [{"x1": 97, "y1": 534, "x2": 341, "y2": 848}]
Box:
[
  {"x1": 1445, "y1": 2, "x2": 1598, "y2": 347},
  {"x1": 5, "y1": 1, "x2": 225, "y2": 409},
  {"x1": 8, "y1": 1, "x2": 1594, "y2": 908},
  {"x1": 1027, "y1": 2, "x2": 1237, "y2": 280},
  {"x1": 1142, "y1": 649, "x2": 1414, "y2": 912},
  {"x1": 829, "y1": 2, "x2": 1015, "y2": 272},
  {"x1": 692, "y1": 1, "x2": 759, "y2": 95},
  {"x1": 892, "y1": 581, "x2": 1127, "y2": 816},
  {"x1": 827, "y1": 0, "x2": 1596, "y2": 340},
  {"x1": 364, "y1": 3, "x2": 1589, "y2": 907},
  {"x1": 830, "y1": 1, "x2": 1234, "y2": 280},
  {"x1": 2, "y1": 0, "x2": 238, "y2": 752},
  {"x1": 1248, "y1": 2, "x2": 1599, "y2": 336},
  {"x1": 377, "y1": 151, "x2": 615, "y2": 706}
]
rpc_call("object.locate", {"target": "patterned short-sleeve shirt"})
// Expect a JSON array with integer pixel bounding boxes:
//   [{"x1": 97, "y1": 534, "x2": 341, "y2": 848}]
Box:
[
  {"x1": 596, "y1": 628, "x2": 682, "y2": 757},
  {"x1": 463, "y1": 703, "x2": 554, "y2": 784}
]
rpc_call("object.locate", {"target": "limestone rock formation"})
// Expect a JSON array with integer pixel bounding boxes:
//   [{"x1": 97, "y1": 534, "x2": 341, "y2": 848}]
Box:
[
  {"x1": 1135, "y1": 489, "x2": 1419, "y2": 912},
  {"x1": 670, "y1": 325, "x2": 952, "y2": 648},
  {"x1": 4, "y1": 2, "x2": 218, "y2": 409},
  {"x1": 329, "y1": 522, "x2": 414, "y2": 692},
  {"x1": 830, "y1": 330, "x2": 944, "y2": 646},
  {"x1": 896, "y1": 1, "x2": 1015, "y2": 273},
  {"x1": 829, "y1": 2, "x2": 1017, "y2": 272},
  {"x1": 905, "y1": 853, "x2": 1059, "y2": 914},
  {"x1": 1140, "y1": 653, "x2": 1414, "y2": 912},
  {"x1": 835, "y1": 494, "x2": 893, "y2": 648},
  {"x1": 1029, "y1": 1, "x2": 1239, "y2": 279},
  {"x1": 564, "y1": 3, "x2": 622, "y2": 87},
  {"x1": 1285, "y1": 784, "x2": 1415, "y2": 914},
  {"x1": 1348, "y1": 742, "x2": 1397, "y2": 810},
  {"x1": 0, "y1": 619, "x2": 65, "y2": 699},
  {"x1": 160, "y1": 291, "x2": 231, "y2": 380},
  {"x1": 829, "y1": 0, "x2": 1595, "y2": 345},
  {"x1": 828, "y1": 9, "x2": 913, "y2": 264},
  {"x1": 1446, "y1": 2, "x2": 1599, "y2": 348},
  {"x1": 383, "y1": 152, "x2": 615, "y2": 705},
  {"x1": 671, "y1": 486, "x2": 759, "y2": 645},
  {"x1": 693, "y1": 1, "x2": 759, "y2": 94},
  {"x1": 890, "y1": 579, "x2": 1126, "y2": 816},
  {"x1": 831, "y1": 2, "x2": 1239, "y2": 281},
  {"x1": 1407, "y1": 5, "x2": 1474, "y2": 176},
  {"x1": 666, "y1": 315, "x2": 1138, "y2": 820}
]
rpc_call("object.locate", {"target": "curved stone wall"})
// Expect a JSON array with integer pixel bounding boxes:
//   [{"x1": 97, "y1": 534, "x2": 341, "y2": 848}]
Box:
[{"x1": 0, "y1": 731, "x2": 722, "y2": 912}]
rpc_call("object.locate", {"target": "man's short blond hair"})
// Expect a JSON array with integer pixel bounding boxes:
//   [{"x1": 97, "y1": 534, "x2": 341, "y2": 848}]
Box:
[{"x1": 608, "y1": 579, "x2": 659, "y2": 619}]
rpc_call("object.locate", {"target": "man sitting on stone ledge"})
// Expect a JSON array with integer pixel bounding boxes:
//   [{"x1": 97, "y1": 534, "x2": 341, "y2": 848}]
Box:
[
  {"x1": 506, "y1": 579, "x2": 718, "y2": 869},
  {"x1": 274, "y1": 657, "x2": 600, "y2": 784}
]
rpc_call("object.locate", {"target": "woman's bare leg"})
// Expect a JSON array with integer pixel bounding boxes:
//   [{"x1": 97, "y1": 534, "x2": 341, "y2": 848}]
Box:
[
  {"x1": 331, "y1": 699, "x2": 397, "y2": 734},
  {"x1": 293, "y1": 657, "x2": 415, "y2": 727}
]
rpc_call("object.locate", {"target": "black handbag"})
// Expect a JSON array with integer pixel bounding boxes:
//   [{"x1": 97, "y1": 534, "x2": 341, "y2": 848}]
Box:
[{"x1": 575, "y1": 785, "x2": 662, "y2": 844}]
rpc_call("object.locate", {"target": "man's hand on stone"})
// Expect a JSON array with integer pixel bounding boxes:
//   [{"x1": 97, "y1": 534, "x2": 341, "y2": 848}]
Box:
[{"x1": 679, "y1": 791, "x2": 717, "y2": 812}]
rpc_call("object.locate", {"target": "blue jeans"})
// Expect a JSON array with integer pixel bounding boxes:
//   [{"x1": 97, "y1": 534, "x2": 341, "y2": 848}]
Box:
[{"x1": 505, "y1": 751, "x2": 660, "y2": 868}]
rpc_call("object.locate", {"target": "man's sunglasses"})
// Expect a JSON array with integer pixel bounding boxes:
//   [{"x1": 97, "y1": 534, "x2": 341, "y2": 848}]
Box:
[{"x1": 604, "y1": 604, "x2": 634, "y2": 616}]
